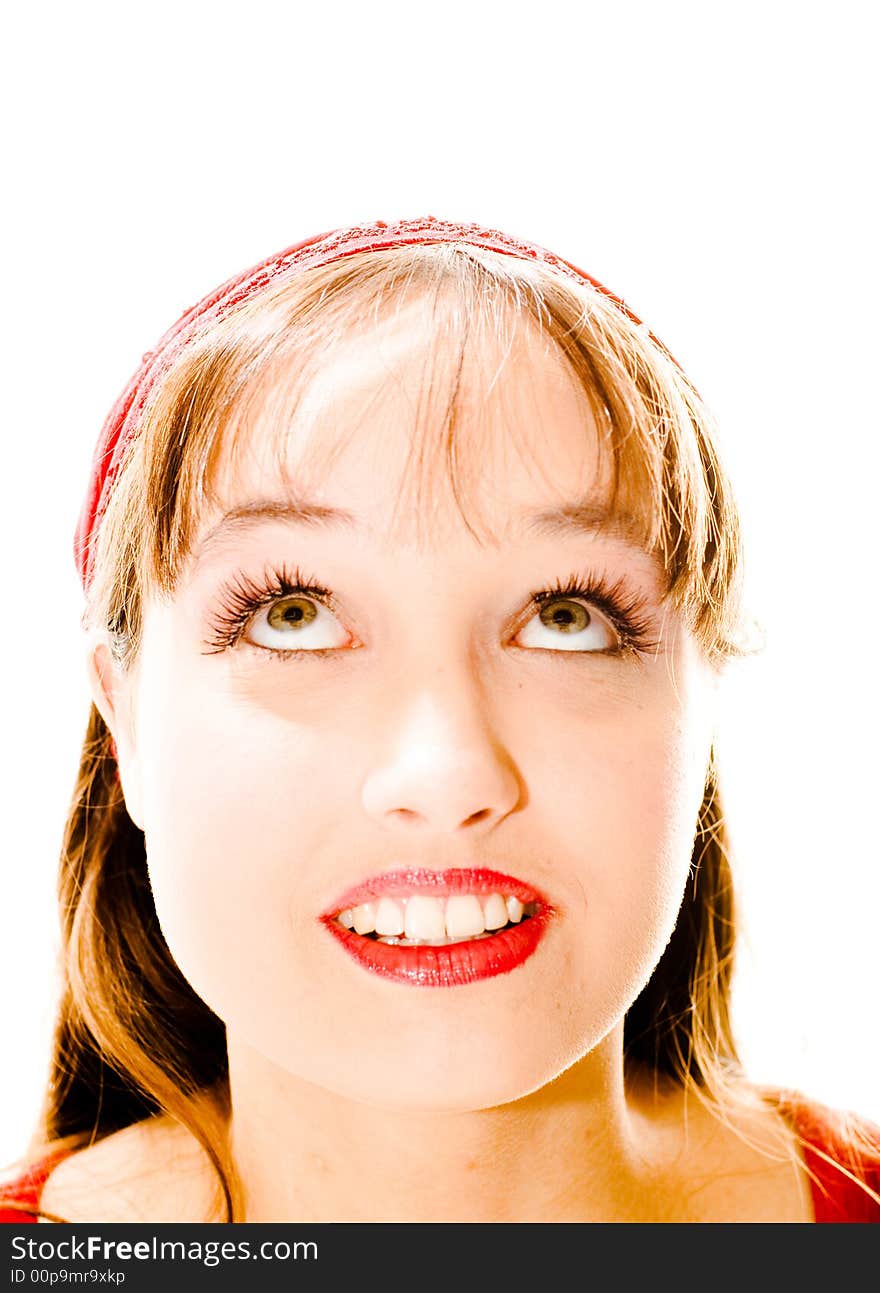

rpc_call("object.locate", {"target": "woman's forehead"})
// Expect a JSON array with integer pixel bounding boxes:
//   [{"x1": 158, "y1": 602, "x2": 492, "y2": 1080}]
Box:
[{"x1": 204, "y1": 301, "x2": 615, "y2": 551}]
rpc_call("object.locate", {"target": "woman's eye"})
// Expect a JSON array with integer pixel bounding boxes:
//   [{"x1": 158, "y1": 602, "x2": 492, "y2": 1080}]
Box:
[
  {"x1": 515, "y1": 598, "x2": 618, "y2": 652},
  {"x1": 247, "y1": 595, "x2": 350, "y2": 651}
]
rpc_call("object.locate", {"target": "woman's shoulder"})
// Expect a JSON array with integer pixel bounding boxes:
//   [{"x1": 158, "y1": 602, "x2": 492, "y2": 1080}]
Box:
[
  {"x1": 2, "y1": 1117, "x2": 217, "y2": 1224},
  {"x1": 767, "y1": 1087, "x2": 880, "y2": 1222},
  {"x1": 631, "y1": 1076, "x2": 880, "y2": 1222},
  {"x1": 0, "y1": 1143, "x2": 77, "y2": 1224}
]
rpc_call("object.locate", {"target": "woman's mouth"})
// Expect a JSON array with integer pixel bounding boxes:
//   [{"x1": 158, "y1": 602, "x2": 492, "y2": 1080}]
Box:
[{"x1": 319, "y1": 869, "x2": 554, "y2": 987}]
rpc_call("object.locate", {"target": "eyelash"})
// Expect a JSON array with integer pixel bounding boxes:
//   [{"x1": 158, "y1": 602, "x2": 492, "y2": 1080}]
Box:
[{"x1": 201, "y1": 561, "x2": 662, "y2": 661}]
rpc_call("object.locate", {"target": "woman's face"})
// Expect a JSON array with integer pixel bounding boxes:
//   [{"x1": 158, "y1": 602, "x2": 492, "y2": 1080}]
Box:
[{"x1": 100, "y1": 298, "x2": 718, "y2": 1112}]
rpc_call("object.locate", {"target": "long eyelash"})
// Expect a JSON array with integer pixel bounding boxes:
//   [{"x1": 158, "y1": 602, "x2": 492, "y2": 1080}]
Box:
[
  {"x1": 201, "y1": 563, "x2": 663, "y2": 660},
  {"x1": 202, "y1": 562, "x2": 331, "y2": 656},
  {"x1": 529, "y1": 571, "x2": 662, "y2": 658}
]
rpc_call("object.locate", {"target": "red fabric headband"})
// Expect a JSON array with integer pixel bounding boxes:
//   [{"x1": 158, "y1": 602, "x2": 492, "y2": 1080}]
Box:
[{"x1": 73, "y1": 214, "x2": 666, "y2": 593}]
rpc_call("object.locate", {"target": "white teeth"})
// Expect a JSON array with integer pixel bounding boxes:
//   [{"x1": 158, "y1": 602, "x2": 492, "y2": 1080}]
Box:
[
  {"x1": 374, "y1": 897, "x2": 405, "y2": 936},
  {"x1": 444, "y1": 895, "x2": 486, "y2": 940},
  {"x1": 482, "y1": 893, "x2": 509, "y2": 930},
  {"x1": 404, "y1": 895, "x2": 447, "y2": 941},
  {"x1": 342, "y1": 892, "x2": 537, "y2": 944},
  {"x1": 352, "y1": 901, "x2": 377, "y2": 935}
]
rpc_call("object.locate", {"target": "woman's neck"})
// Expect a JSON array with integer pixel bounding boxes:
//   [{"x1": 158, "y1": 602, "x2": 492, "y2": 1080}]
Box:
[{"x1": 224, "y1": 1028, "x2": 675, "y2": 1223}]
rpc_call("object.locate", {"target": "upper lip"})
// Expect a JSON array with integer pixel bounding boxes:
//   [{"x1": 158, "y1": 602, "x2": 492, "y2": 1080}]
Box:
[{"x1": 321, "y1": 868, "x2": 552, "y2": 918}]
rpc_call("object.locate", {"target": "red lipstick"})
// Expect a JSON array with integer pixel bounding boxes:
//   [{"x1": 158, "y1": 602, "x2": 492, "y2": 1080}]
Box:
[{"x1": 319, "y1": 868, "x2": 554, "y2": 988}]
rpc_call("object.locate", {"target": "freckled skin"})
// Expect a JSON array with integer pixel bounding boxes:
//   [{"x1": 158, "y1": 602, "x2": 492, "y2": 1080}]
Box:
[{"x1": 89, "y1": 299, "x2": 725, "y2": 1221}]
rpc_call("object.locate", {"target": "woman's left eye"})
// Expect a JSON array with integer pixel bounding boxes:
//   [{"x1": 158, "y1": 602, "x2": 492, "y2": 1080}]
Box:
[
  {"x1": 515, "y1": 597, "x2": 619, "y2": 653},
  {"x1": 202, "y1": 567, "x2": 351, "y2": 657},
  {"x1": 246, "y1": 594, "x2": 350, "y2": 652}
]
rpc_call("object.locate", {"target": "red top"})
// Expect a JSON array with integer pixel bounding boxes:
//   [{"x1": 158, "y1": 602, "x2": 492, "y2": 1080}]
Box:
[{"x1": 1, "y1": 1093, "x2": 878, "y2": 1223}]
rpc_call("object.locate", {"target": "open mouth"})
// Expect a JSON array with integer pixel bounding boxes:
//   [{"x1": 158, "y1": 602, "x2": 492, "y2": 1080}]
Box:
[
  {"x1": 336, "y1": 895, "x2": 542, "y2": 946},
  {"x1": 320, "y1": 875, "x2": 552, "y2": 987}
]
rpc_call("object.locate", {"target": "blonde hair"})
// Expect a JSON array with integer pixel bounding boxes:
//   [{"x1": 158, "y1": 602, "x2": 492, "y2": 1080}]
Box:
[{"x1": 4, "y1": 239, "x2": 818, "y2": 1222}]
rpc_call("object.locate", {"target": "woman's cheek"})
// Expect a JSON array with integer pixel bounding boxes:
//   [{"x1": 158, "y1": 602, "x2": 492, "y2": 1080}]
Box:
[
  {"x1": 566, "y1": 720, "x2": 707, "y2": 991},
  {"x1": 133, "y1": 735, "x2": 281, "y2": 1011}
]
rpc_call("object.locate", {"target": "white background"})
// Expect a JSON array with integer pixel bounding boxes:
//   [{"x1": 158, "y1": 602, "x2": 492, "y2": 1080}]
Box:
[{"x1": 2, "y1": 1, "x2": 877, "y2": 1169}]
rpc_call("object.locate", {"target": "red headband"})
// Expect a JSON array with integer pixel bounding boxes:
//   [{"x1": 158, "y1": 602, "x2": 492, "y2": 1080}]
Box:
[{"x1": 73, "y1": 214, "x2": 666, "y2": 593}]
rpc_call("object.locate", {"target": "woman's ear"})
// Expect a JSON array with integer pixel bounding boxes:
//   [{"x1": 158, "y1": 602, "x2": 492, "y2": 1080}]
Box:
[{"x1": 85, "y1": 634, "x2": 146, "y2": 831}]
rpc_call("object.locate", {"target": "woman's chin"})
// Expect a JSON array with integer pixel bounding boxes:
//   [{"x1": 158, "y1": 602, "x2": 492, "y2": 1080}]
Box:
[{"x1": 309, "y1": 1044, "x2": 587, "y2": 1115}]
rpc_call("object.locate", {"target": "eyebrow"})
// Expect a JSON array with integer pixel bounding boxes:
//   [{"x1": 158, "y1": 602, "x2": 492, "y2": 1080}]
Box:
[
  {"x1": 520, "y1": 502, "x2": 651, "y2": 549},
  {"x1": 191, "y1": 496, "x2": 656, "y2": 565},
  {"x1": 193, "y1": 499, "x2": 358, "y2": 566}
]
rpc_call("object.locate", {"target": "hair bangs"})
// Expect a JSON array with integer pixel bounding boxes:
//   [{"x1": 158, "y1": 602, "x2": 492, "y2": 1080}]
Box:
[{"x1": 88, "y1": 242, "x2": 751, "y2": 671}]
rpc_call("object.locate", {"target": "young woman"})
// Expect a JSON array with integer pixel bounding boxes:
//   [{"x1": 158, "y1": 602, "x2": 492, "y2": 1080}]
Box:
[{"x1": 2, "y1": 216, "x2": 878, "y2": 1223}]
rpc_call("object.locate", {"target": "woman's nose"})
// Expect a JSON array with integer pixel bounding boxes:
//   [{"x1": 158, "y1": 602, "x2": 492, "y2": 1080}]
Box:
[{"x1": 360, "y1": 679, "x2": 522, "y2": 835}]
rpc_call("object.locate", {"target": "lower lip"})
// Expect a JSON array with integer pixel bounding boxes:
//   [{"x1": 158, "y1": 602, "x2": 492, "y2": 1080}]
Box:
[{"x1": 321, "y1": 910, "x2": 552, "y2": 987}]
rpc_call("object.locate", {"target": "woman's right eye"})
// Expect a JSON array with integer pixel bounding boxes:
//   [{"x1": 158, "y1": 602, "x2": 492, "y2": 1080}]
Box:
[{"x1": 246, "y1": 594, "x2": 351, "y2": 652}]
